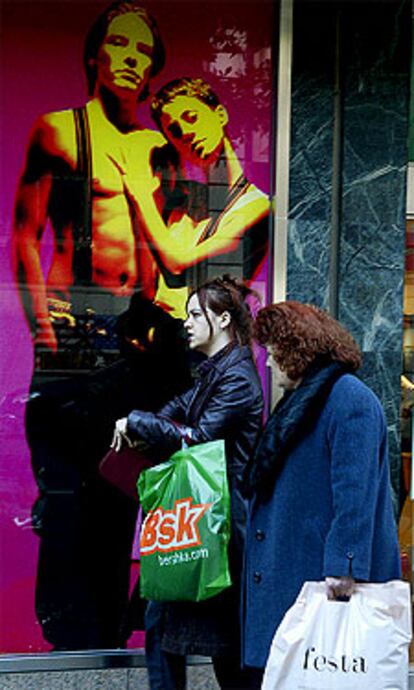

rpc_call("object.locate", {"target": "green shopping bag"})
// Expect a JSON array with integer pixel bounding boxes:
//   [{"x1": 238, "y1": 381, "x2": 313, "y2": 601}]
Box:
[{"x1": 137, "y1": 439, "x2": 232, "y2": 602}]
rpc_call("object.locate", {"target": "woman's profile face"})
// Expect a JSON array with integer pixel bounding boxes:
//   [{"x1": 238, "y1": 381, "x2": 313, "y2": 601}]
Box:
[
  {"x1": 266, "y1": 346, "x2": 299, "y2": 390},
  {"x1": 184, "y1": 293, "x2": 223, "y2": 356}
]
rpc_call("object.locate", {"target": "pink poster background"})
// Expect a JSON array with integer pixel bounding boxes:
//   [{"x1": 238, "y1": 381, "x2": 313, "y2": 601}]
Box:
[{"x1": 0, "y1": 0, "x2": 274, "y2": 652}]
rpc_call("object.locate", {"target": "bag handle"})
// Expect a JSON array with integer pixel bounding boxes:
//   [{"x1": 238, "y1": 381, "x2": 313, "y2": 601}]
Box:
[{"x1": 160, "y1": 416, "x2": 192, "y2": 450}]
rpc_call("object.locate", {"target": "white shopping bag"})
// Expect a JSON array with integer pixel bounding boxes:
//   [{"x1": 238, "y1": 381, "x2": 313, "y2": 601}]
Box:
[{"x1": 261, "y1": 580, "x2": 411, "y2": 690}]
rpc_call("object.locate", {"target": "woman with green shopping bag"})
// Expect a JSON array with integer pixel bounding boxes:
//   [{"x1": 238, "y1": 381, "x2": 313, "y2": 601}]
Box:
[{"x1": 112, "y1": 274, "x2": 263, "y2": 690}]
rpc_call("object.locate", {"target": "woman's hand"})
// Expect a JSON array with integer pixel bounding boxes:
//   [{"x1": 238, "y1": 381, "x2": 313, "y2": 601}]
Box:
[
  {"x1": 325, "y1": 576, "x2": 355, "y2": 600},
  {"x1": 111, "y1": 417, "x2": 134, "y2": 452}
]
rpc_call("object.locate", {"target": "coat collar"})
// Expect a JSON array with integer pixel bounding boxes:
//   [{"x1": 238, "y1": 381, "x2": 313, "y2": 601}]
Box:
[
  {"x1": 196, "y1": 342, "x2": 252, "y2": 378},
  {"x1": 244, "y1": 361, "x2": 351, "y2": 497}
]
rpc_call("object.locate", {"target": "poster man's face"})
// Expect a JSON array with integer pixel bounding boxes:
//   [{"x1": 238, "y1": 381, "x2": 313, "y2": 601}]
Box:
[
  {"x1": 160, "y1": 95, "x2": 229, "y2": 165},
  {"x1": 95, "y1": 12, "x2": 154, "y2": 97}
]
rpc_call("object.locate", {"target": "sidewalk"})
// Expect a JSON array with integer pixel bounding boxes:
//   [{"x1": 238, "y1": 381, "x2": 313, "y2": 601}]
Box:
[
  {"x1": 0, "y1": 667, "x2": 218, "y2": 689},
  {"x1": 0, "y1": 654, "x2": 219, "y2": 689},
  {"x1": 0, "y1": 659, "x2": 412, "y2": 688}
]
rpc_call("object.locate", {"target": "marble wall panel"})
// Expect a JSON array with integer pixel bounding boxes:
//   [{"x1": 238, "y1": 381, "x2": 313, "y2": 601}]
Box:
[
  {"x1": 288, "y1": 7, "x2": 335, "y2": 307},
  {"x1": 287, "y1": 0, "x2": 410, "y2": 504}
]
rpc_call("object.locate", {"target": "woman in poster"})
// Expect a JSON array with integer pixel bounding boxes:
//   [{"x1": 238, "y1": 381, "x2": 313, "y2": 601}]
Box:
[{"x1": 113, "y1": 76, "x2": 270, "y2": 319}]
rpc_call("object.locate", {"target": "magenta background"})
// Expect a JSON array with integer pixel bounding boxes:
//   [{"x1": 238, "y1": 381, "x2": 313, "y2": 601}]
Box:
[{"x1": 0, "y1": 0, "x2": 274, "y2": 652}]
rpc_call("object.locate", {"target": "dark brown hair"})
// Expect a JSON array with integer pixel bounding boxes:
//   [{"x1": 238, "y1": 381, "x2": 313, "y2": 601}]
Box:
[
  {"x1": 188, "y1": 274, "x2": 258, "y2": 347},
  {"x1": 151, "y1": 77, "x2": 221, "y2": 130},
  {"x1": 254, "y1": 301, "x2": 361, "y2": 379},
  {"x1": 84, "y1": 1, "x2": 165, "y2": 97}
]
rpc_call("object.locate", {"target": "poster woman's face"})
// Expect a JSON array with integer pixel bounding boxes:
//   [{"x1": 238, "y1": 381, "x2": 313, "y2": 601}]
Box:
[
  {"x1": 95, "y1": 12, "x2": 154, "y2": 97},
  {"x1": 160, "y1": 96, "x2": 229, "y2": 165}
]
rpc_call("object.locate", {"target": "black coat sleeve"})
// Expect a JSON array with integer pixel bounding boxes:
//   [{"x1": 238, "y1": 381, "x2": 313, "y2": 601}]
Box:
[
  {"x1": 126, "y1": 369, "x2": 260, "y2": 456},
  {"x1": 157, "y1": 387, "x2": 194, "y2": 422}
]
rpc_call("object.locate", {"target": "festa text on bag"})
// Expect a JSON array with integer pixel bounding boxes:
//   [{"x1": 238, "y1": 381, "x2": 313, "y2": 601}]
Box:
[{"x1": 261, "y1": 580, "x2": 412, "y2": 690}]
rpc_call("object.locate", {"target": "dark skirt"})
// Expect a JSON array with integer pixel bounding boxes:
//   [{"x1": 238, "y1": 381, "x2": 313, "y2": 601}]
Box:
[
  {"x1": 161, "y1": 482, "x2": 246, "y2": 658},
  {"x1": 161, "y1": 582, "x2": 241, "y2": 657}
]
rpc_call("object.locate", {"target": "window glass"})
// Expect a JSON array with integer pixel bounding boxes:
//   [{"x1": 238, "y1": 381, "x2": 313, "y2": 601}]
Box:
[{"x1": 0, "y1": 0, "x2": 276, "y2": 653}]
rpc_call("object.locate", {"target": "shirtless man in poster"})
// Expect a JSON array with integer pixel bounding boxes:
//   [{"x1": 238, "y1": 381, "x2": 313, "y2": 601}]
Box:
[
  {"x1": 13, "y1": 1, "x2": 165, "y2": 352},
  {"x1": 12, "y1": 1, "x2": 170, "y2": 650}
]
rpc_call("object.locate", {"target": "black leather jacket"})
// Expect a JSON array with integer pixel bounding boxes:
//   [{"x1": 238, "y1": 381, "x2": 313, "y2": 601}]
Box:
[{"x1": 127, "y1": 342, "x2": 263, "y2": 559}]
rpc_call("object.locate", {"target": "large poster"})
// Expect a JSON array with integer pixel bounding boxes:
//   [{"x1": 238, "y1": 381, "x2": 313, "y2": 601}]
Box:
[{"x1": 0, "y1": 0, "x2": 275, "y2": 652}]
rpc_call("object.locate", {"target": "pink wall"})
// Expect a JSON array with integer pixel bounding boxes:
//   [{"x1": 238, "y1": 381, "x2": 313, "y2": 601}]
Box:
[{"x1": 0, "y1": 0, "x2": 274, "y2": 652}]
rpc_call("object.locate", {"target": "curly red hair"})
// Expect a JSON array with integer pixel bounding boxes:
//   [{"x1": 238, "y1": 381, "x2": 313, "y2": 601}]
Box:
[{"x1": 254, "y1": 301, "x2": 361, "y2": 380}]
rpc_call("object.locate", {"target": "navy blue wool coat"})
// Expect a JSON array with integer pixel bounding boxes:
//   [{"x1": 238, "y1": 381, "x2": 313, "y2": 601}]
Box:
[{"x1": 242, "y1": 373, "x2": 401, "y2": 669}]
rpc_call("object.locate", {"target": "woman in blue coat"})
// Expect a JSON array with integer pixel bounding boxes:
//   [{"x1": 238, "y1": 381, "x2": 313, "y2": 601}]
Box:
[{"x1": 242, "y1": 301, "x2": 402, "y2": 681}]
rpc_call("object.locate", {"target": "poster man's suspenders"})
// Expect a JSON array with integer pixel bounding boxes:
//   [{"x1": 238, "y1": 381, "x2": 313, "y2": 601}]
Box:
[
  {"x1": 72, "y1": 106, "x2": 93, "y2": 286},
  {"x1": 196, "y1": 173, "x2": 250, "y2": 244}
]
